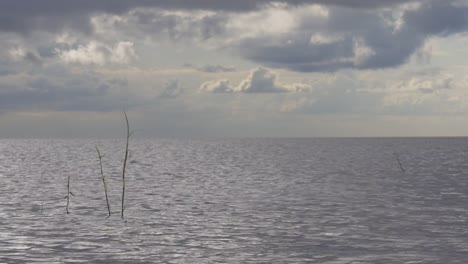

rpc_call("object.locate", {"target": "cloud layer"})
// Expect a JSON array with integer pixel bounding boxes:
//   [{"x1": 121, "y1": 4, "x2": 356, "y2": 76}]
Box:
[
  {"x1": 2, "y1": 0, "x2": 468, "y2": 138},
  {"x1": 2, "y1": 1, "x2": 468, "y2": 72}
]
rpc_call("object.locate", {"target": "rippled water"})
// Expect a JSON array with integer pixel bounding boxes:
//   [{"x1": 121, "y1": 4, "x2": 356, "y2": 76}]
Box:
[{"x1": 1, "y1": 138, "x2": 468, "y2": 263}]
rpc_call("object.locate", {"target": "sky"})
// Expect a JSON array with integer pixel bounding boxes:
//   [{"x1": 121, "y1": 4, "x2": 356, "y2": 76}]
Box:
[{"x1": 1, "y1": 0, "x2": 468, "y2": 138}]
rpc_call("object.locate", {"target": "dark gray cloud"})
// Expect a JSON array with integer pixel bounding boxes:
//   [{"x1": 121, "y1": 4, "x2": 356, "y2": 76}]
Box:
[
  {"x1": 0, "y1": 75, "x2": 137, "y2": 112},
  {"x1": 0, "y1": 0, "x2": 409, "y2": 16},
  {"x1": 403, "y1": 1, "x2": 468, "y2": 36},
  {"x1": 126, "y1": 9, "x2": 228, "y2": 41},
  {"x1": 236, "y1": 1, "x2": 468, "y2": 72},
  {"x1": 17, "y1": 51, "x2": 43, "y2": 65},
  {"x1": 1, "y1": 0, "x2": 467, "y2": 74},
  {"x1": 0, "y1": 0, "x2": 412, "y2": 34}
]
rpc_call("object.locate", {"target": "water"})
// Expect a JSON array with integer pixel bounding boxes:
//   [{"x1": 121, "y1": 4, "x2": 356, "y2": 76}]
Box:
[{"x1": 1, "y1": 138, "x2": 468, "y2": 263}]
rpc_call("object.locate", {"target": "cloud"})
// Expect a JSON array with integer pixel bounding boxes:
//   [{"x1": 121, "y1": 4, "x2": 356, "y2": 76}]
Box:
[
  {"x1": 0, "y1": 1, "x2": 292, "y2": 34},
  {"x1": 230, "y1": 1, "x2": 468, "y2": 72},
  {"x1": 281, "y1": 74, "x2": 382, "y2": 114},
  {"x1": 0, "y1": 40, "x2": 52, "y2": 76},
  {"x1": 0, "y1": 0, "x2": 409, "y2": 27},
  {"x1": 184, "y1": 63, "x2": 236, "y2": 73},
  {"x1": 2, "y1": 1, "x2": 467, "y2": 74},
  {"x1": 380, "y1": 73, "x2": 461, "y2": 115},
  {"x1": 403, "y1": 1, "x2": 468, "y2": 36},
  {"x1": 281, "y1": 70, "x2": 464, "y2": 115},
  {"x1": 200, "y1": 67, "x2": 309, "y2": 93},
  {"x1": 391, "y1": 75, "x2": 454, "y2": 94},
  {"x1": 56, "y1": 41, "x2": 136, "y2": 65},
  {"x1": 199, "y1": 64, "x2": 236, "y2": 72},
  {"x1": 200, "y1": 79, "x2": 234, "y2": 93},
  {"x1": 8, "y1": 46, "x2": 42, "y2": 65},
  {"x1": 157, "y1": 79, "x2": 184, "y2": 98},
  {"x1": 0, "y1": 72, "x2": 139, "y2": 113},
  {"x1": 238, "y1": 67, "x2": 300, "y2": 93}
]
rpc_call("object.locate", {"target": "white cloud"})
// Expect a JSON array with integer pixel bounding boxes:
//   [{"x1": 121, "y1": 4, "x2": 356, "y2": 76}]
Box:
[
  {"x1": 309, "y1": 33, "x2": 342, "y2": 45},
  {"x1": 200, "y1": 67, "x2": 310, "y2": 93},
  {"x1": 56, "y1": 41, "x2": 137, "y2": 65},
  {"x1": 226, "y1": 5, "x2": 300, "y2": 39},
  {"x1": 238, "y1": 67, "x2": 296, "y2": 93},
  {"x1": 200, "y1": 79, "x2": 235, "y2": 93},
  {"x1": 353, "y1": 38, "x2": 376, "y2": 66},
  {"x1": 110, "y1": 41, "x2": 137, "y2": 64}
]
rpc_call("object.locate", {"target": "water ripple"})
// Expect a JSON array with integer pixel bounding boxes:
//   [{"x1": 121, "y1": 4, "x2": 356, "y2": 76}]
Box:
[{"x1": 0, "y1": 138, "x2": 468, "y2": 262}]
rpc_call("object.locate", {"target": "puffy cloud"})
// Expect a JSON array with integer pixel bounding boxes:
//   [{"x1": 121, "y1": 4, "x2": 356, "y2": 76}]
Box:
[
  {"x1": 238, "y1": 67, "x2": 298, "y2": 93},
  {"x1": 56, "y1": 41, "x2": 136, "y2": 65},
  {"x1": 110, "y1": 41, "x2": 137, "y2": 64},
  {"x1": 56, "y1": 41, "x2": 106, "y2": 65},
  {"x1": 200, "y1": 67, "x2": 310, "y2": 93},
  {"x1": 200, "y1": 79, "x2": 234, "y2": 93}
]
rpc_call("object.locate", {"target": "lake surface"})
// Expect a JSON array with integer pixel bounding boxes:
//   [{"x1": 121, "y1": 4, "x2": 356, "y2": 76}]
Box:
[{"x1": 1, "y1": 138, "x2": 468, "y2": 263}]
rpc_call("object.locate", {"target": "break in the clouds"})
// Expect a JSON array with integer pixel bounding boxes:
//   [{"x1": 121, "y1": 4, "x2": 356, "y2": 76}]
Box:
[{"x1": 2, "y1": 0, "x2": 468, "y2": 137}]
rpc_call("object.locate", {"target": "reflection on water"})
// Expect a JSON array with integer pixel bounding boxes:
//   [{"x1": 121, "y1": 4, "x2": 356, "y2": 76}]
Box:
[{"x1": 1, "y1": 138, "x2": 468, "y2": 263}]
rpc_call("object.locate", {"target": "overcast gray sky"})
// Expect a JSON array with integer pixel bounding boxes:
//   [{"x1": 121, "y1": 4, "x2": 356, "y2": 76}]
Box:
[{"x1": 1, "y1": 0, "x2": 468, "y2": 137}]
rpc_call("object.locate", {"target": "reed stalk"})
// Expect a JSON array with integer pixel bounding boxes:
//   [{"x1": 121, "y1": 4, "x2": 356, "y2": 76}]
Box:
[
  {"x1": 65, "y1": 175, "x2": 74, "y2": 214},
  {"x1": 96, "y1": 146, "x2": 111, "y2": 218},
  {"x1": 394, "y1": 153, "x2": 406, "y2": 173},
  {"x1": 121, "y1": 111, "x2": 133, "y2": 219}
]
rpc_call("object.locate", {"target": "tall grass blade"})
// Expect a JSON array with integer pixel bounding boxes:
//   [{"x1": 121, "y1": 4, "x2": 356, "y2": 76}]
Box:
[
  {"x1": 394, "y1": 153, "x2": 406, "y2": 173},
  {"x1": 96, "y1": 146, "x2": 111, "y2": 218},
  {"x1": 66, "y1": 175, "x2": 71, "y2": 214},
  {"x1": 121, "y1": 111, "x2": 132, "y2": 219}
]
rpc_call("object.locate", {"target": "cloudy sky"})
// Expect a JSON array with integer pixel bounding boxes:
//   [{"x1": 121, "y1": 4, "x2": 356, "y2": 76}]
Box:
[{"x1": 1, "y1": 0, "x2": 468, "y2": 137}]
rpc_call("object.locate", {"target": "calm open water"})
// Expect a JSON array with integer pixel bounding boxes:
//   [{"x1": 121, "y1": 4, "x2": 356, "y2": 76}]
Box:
[{"x1": 1, "y1": 138, "x2": 468, "y2": 263}]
